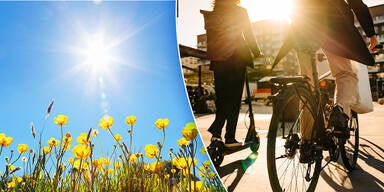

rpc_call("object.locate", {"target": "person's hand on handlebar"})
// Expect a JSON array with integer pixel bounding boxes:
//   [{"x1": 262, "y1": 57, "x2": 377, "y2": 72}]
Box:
[{"x1": 368, "y1": 35, "x2": 380, "y2": 53}]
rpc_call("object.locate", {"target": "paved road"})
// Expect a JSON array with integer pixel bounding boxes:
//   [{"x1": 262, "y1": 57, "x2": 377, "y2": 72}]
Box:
[{"x1": 195, "y1": 102, "x2": 384, "y2": 192}]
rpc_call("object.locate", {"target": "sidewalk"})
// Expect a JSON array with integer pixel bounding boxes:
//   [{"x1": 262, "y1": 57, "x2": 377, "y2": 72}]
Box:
[{"x1": 195, "y1": 102, "x2": 384, "y2": 192}]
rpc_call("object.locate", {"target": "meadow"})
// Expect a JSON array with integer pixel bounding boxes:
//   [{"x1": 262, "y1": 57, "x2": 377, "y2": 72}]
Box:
[{"x1": 0, "y1": 105, "x2": 225, "y2": 192}]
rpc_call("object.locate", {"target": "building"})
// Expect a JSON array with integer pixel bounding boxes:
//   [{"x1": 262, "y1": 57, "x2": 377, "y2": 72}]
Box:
[{"x1": 251, "y1": 20, "x2": 298, "y2": 76}]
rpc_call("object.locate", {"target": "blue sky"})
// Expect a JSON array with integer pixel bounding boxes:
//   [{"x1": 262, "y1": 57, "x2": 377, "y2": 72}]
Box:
[{"x1": 0, "y1": 0, "x2": 210, "y2": 171}]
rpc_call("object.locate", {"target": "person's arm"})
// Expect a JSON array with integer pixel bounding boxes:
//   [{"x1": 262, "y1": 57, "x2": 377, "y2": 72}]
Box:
[
  {"x1": 348, "y1": 0, "x2": 380, "y2": 52},
  {"x1": 348, "y1": 0, "x2": 376, "y2": 37}
]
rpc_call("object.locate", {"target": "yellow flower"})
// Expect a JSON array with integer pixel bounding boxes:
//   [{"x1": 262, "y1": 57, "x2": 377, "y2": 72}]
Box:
[
  {"x1": 8, "y1": 164, "x2": 15, "y2": 171},
  {"x1": 7, "y1": 176, "x2": 22, "y2": 188},
  {"x1": 68, "y1": 157, "x2": 74, "y2": 165},
  {"x1": 54, "y1": 114, "x2": 68, "y2": 126},
  {"x1": 92, "y1": 159, "x2": 102, "y2": 170},
  {"x1": 149, "y1": 161, "x2": 164, "y2": 172},
  {"x1": 187, "y1": 181, "x2": 205, "y2": 192},
  {"x1": 73, "y1": 160, "x2": 89, "y2": 170},
  {"x1": 172, "y1": 158, "x2": 186, "y2": 169},
  {"x1": 203, "y1": 160, "x2": 211, "y2": 167},
  {"x1": 177, "y1": 137, "x2": 189, "y2": 147},
  {"x1": 42, "y1": 147, "x2": 51, "y2": 155},
  {"x1": 144, "y1": 144, "x2": 159, "y2": 159},
  {"x1": 125, "y1": 116, "x2": 136, "y2": 126},
  {"x1": 171, "y1": 168, "x2": 176, "y2": 174},
  {"x1": 114, "y1": 161, "x2": 121, "y2": 169},
  {"x1": 13, "y1": 176, "x2": 22, "y2": 183},
  {"x1": 72, "y1": 145, "x2": 91, "y2": 159},
  {"x1": 114, "y1": 134, "x2": 122, "y2": 142},
  {"x1": 98, "y1": 116, "x2": 114, "y2": 130},
  {"x1": 144, "y1": 164, "x2": 151, "y2": 171},
  {"x1": 7, "y1": 180, "x2": 16, "y2": 188},
  {"x1": 182, "y1": 122, "x2": 198, "y2": 141},
  {"x1": 76, "y1": 133, "x2": 90, "y2": 145},
  {"x1": 17, "y1": 144, "x2": 29, "y2": 154},
  {"x1": 48, "y1": 137, "x2": 60, "y2": 148},
  {"x1": 129, "y1": 154, "x2": 138, "y2": 162},
  {"x1": 199, "y1": 165, "x2": 207, "y2": 172},
  {"x1": 107, "y1": 169, "x2": 114, "y2": 175},
  {"x1": 154, "y1": 118, "x2": 169, "y2": 130},
  {"x1": 164, "y1": 174, "x2": 170, "y2": 179},
  {"x1": 172, "y1": 157, "x2": 197, "y2": 170},
  {"x1": 0, "y1": 133, "x2": 13, "y2": 147}
]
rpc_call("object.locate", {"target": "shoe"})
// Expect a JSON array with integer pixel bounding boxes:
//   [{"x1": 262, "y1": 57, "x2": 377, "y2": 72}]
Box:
[
  {"x1": 224, "y1": 138, "x2": 243, "y2": 147},
  {"x1": 330, "y1": 105, "x2": 349, "y2": 138},
  {"x1": 299, "y1": 141, "x2": 312, "y2": 163},
  {"x1": 210, "y1": 135, "x2": 222, "y2": 142}
]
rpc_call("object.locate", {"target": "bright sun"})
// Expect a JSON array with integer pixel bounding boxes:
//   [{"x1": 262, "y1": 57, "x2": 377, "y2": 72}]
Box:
[
  {"x1": 82, "y1": 33, "x2": 112, "y2": 74},
  {"x1": 241, "y1": 0, "x2": 294, "y2": 23}
]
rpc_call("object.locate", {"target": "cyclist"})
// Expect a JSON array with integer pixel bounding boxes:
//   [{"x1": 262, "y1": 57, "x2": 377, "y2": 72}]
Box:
[
  {"x1": 274, "y1": 0, "x2": 380, "y2": 162},
  {"x1": 204, "y1": 0, "x2": 262, "y2": 147}
]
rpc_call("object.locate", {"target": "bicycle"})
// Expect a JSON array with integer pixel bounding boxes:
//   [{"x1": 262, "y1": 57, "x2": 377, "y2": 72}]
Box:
[{"x1": 266, "y1": 49, "x2": 366, "y2": 192}]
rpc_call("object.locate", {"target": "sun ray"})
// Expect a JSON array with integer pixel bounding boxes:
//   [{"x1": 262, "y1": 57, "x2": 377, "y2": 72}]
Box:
[{"x1": 241, "y1": 0, "x2": 294, "y2": 23}]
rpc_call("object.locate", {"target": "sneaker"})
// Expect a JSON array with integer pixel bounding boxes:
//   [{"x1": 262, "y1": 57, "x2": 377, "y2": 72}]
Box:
[
  {"x1": 224, "y1": 138, "x2": 243, "y2": 147},
  {"x1": 210, "y1": 136, "x2": 222, "y2": 142},
  {"x1": 330, "y1": 105, "x2": 349, "y2": 138}
]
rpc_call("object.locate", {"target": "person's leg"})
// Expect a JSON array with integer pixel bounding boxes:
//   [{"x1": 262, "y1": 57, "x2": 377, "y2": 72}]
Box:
[
  {"x1": 324, "y1": 50, "x2": 356, "y2": 138},
  {"x1": 224, "y1": 67, "x2": 246, "y2": 142},
  {"x1": 297, "y1": 51, "x2": 316, "y2": 141},
  {"x1": 324, "y1": 50, "x2": 358, "y2": 118},
  {"x1": 208, "y1": 68, "x2": 227, "y2": 139}
]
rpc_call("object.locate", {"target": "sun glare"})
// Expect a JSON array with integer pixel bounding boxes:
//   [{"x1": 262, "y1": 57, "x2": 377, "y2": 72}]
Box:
[
  {"x1": 241, "y1": 0, "x2": 293, "y2": 23},
  {"x1": 82, "y1": 33, "x2": 111, "y2": 74}
]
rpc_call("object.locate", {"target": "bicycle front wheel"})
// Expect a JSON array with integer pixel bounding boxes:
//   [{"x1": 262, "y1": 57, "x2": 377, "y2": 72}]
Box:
[
  {"x1": 267, "y1": 83, "x2": 322, "y2": 192},
  {"x1": 340, "y1": 110, "x2": 359, "y2": 170}
]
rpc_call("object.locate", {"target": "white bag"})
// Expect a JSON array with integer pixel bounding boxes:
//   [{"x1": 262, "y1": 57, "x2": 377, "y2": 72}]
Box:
[{"x1": 350, "y1": 61, "x2": 374, "y2": 114}]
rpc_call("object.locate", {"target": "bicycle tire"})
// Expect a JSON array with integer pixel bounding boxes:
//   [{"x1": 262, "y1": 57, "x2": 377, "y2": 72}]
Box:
[
  {"x1": 267, "y1": 83, "x2": 322, "y2": 192},
  {"x1": 339, "y1": 110, "x2": 359, "y2": 171}
]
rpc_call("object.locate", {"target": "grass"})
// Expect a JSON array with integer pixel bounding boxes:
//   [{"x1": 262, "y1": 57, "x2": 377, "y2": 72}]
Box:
[{"x1": 0, "y1": 103, "x2": 225, "y2": 192}]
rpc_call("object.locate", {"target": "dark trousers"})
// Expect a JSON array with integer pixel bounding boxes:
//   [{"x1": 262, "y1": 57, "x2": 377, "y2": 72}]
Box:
[{"x1": 208, "y1": 61, "x2": 245, "y2": 141}]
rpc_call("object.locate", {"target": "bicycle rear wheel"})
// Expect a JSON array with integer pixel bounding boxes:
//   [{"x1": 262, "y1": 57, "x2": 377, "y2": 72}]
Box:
[
  {"x1": 340, "y1": 110, "x2": 359, "y2": 170},
  {"x1": 267, "y1": 83, "x2": 322, "y2": 192}
]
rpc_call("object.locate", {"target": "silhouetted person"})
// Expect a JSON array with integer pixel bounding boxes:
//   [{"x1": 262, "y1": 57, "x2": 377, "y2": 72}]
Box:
[{"x1": 203, "y1": 0, "x2": 261, "y2": 147}]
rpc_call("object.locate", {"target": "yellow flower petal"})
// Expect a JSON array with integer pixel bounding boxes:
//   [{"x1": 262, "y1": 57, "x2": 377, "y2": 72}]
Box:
[
  {"x1": 17, "y1": 144, "x2": 29, "y2": 154},
  {"x1": 125, "y1": 116, "x2": 136, "y2": 126},
  {"x1": 182, "y1": 122, "x2": 198, "y2": 141},
  {"x1": 154, "y1": 118, "x2": 169, "y2": 130},
  {"x1": 72, "y1": 145, "x2": 91, "y2": 159},
  {"x1": 98, "y1": 116, "x2": 114, "y2": 130},
  {"x1": 54, "y1": 114, "x2": 68, "y2": 126},
  {"x1": 144, "y1": 144, "x2": 159, "y2": 159}
]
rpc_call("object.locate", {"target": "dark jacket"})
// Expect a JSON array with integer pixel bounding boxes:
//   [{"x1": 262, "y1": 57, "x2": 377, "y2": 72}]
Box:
[
  {"x1": 274, "y1": 0, "x2": 376, "y2": 66},
  {"x1": 202, "y1": 5, "x2": 261, "y2": 70}
]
